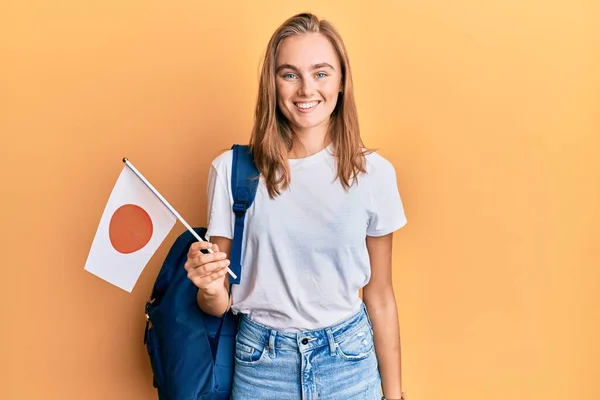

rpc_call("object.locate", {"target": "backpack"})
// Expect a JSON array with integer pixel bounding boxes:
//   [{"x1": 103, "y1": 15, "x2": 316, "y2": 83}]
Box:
[{"x1": 144, "y1": 144, "x2": 259, "y2": 400}]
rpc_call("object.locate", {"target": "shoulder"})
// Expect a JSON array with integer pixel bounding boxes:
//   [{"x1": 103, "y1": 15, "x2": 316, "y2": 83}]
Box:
[
  {"x1": 364, "y1": 150, "x2": 397, "y2": 178},
  {"x1": 210, "y1": 149, "x2": 233, "y2": 173}
]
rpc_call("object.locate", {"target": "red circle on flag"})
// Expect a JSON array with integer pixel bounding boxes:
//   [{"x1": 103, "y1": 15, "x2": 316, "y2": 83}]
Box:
[{"x1": 109, "y1": 204, "x2": 153, "y2": 254}]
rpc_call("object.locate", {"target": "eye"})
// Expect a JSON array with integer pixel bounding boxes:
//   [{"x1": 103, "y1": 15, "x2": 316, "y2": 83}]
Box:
[
  {"x1": 282, "y1": 73, "x2": 297, "y2": 80},
  {"x1": 316, "y1": 72, "x2": 327, "y2": 78}
]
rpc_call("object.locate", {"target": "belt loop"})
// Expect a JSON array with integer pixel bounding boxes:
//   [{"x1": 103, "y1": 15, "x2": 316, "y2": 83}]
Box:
[
  {"x1": 325, "y1": 328, "x2": 336, "y2": 356},
  {"x1": 268, "y1": 330, "x2": 277, "y2": 358}
]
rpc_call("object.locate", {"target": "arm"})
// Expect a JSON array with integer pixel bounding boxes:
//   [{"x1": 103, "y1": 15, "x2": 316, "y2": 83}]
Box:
[
  {"x1": 191, "y1": 157, "x2": 234, "y2": 316},
  {"x1": 196, "y1": 236, "x2": 233, "y2": 316},
  {"x1": 363, "y1": 233, "x2": 405, "y2": 400},
  {"x1": 185, "y1": 236, "x2": 233, "y2": 317}
]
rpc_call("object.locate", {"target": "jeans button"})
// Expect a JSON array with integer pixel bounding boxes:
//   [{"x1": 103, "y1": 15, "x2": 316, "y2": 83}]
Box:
[{"x1": 301, "y1": 338, "x2": 309, "y2": 345}]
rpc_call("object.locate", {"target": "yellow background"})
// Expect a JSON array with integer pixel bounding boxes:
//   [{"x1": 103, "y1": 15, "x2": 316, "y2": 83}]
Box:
[{"x1": 2, "y1": 1, "x2": 598, "y2": 399}]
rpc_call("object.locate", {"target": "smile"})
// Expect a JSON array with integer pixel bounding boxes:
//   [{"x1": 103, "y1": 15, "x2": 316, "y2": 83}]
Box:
[{"x1": 294, "y1": 101, "x2": 320, "y2": 113}]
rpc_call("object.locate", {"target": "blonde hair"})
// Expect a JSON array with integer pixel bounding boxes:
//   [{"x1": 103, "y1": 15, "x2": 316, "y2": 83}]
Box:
[{"x1": 249, "y1": 13, "x2": 369, "y2": 198}]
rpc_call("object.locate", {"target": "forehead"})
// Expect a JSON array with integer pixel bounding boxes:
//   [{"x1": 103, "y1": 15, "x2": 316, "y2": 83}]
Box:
[{"x1": 276, "y1": 33, "x2": 340, "y2": 69}]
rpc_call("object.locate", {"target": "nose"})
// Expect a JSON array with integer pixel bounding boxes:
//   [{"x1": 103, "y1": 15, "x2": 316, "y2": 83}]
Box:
[{"x1": 298, "y1": 78, "x2": 316, "y2": 97}]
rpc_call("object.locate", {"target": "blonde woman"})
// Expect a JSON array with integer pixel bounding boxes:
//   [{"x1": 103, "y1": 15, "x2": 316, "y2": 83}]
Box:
[{"x1": 185, "y1": 13, "x2": 407, "y2": 400}]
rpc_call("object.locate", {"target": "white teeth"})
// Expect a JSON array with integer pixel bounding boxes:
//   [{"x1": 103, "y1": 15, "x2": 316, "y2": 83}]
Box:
[{"x1": 296, "y1": 102, "x2": 318, "y2": 109}]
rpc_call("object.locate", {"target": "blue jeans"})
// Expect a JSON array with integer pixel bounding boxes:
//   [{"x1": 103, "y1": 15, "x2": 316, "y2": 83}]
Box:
[{"x1": 231, "y1": 303, "x2": 382, "y2": 399}]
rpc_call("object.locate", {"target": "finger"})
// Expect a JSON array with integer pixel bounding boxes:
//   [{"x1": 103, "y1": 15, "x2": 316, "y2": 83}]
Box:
[
  {"x1": 188, "y1": 241, "x2": 214, "y2": 256},
  {"x1": 197, "y1": 267, "x2": 228, "y2": 286},
  {"x1": 196, "y1": 251, "x2": 228, "y2": 266},
  {"x1": 189, "y1": 265, "x2": 227, "y2": 288},
  {"x1": 197, "y1": 259, "x2": 231, "y2": 276},
  {"x1": 185, "y1": 251, "x2": 227, "y2": 273},
  {"x1": 186, "y1": 257, "x2": 228, "y2": 277}
]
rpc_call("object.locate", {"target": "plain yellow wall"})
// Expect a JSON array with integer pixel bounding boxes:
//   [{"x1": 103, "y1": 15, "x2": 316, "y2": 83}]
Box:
[{"x1": 2, "y1": 1, "x2": 598, "y2": 399}]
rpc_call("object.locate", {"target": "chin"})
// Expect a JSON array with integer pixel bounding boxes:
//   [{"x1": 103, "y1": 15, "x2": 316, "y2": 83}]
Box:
[
  {"x1": 292, "y1": 118, "x2": 327, "y2": 131},
  {"x1": 293, "y1": 112, "x2": 331, "y2": 127}
]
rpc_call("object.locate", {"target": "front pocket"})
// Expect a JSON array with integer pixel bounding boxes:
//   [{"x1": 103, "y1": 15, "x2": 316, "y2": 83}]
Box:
[
  {"x1": 234, "y1": 334, "x2": 267, "y2": 366},
  {"x1": 336, "y1": 327, "x2": 375, "y2": 361}
]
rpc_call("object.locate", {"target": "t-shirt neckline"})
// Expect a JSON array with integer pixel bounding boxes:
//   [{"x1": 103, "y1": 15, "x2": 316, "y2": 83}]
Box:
[{"x1": 288, "y1": 144, "x2": 333, "y2": 167}]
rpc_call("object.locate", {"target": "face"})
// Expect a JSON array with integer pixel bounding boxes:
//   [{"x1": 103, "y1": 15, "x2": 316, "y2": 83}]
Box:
[{"x1": 274, "y1": 33, "x2": 343, "y2": 136}]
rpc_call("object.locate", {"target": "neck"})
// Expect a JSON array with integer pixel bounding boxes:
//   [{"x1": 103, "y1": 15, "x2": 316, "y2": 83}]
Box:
[{"x1": 288, "y1": 122, "x2": 331, "y2": 159}]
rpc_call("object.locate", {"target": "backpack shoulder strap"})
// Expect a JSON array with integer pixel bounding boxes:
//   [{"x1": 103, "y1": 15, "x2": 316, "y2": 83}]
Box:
[{"x1": 229, "y1": 144, "x2": 259, "y2": 285}]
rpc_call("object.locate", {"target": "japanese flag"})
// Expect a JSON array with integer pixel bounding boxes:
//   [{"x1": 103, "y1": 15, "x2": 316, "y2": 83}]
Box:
[{"x1": 84, "y1": 165, "x2": 177, "y2": 292}]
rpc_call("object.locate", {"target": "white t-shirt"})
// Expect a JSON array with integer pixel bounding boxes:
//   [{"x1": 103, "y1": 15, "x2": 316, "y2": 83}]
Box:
[{"x1": 205, "y1": 145, "x2": 407, "y2": 332}]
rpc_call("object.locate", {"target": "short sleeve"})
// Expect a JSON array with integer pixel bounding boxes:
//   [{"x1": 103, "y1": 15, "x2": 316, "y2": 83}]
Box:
[
  {"x1": 206, "y1": 161, "x2": 234, "y2": 241},
  {"x1": 366, "y1": 158, "x2": 407, "y2": 237}
]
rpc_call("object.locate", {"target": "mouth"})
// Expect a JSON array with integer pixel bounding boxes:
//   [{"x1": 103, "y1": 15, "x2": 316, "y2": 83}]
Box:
[{"x1": 294, "y1": 101, "x2": 320, "y2": 113}]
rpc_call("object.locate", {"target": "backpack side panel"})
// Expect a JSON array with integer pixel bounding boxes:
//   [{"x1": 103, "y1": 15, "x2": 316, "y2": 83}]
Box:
[
  {"x1": 146, "y1": 228, "x2": 232, "y2": 400},
  {"x1": 144, "y1": 144, "x2": 259, "y2": 399}
]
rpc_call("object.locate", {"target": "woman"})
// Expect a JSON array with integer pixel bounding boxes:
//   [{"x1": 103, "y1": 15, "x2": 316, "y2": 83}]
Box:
[{"x1": 185, "y1": 12, "x2": 407, "y2": 400}]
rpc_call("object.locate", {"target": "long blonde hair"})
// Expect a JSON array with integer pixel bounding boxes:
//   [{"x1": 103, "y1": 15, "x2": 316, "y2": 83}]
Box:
[{"x1": 249, "y1": 13, "x2": 369, "y2": 198}]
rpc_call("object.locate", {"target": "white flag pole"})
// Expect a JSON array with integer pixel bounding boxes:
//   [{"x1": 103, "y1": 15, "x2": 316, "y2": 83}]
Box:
[{"x1": 122, "y1": 157, "x2": 237, "y2": 280}]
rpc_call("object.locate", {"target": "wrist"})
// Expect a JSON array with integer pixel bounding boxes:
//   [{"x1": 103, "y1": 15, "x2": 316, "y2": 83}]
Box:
[
  {"x1": 196, "y1": 286, "x2": 229, "y2": 316},
  {"x1": 382, "y1": 393, "x2": 407, "y2": 400}
]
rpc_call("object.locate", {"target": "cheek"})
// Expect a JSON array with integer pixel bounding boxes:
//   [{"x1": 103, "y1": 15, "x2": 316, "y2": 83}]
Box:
[
  {"x1": 275, "y1": 82, "x2": 294, "y2": 104},
  {"x1": 321, "y1": 81, "x2": 341, "y2": 99}
]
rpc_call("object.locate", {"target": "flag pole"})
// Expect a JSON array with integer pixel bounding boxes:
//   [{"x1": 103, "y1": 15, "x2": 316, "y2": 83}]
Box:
[{"x1": 122, "y1": 157, "x2": 237, "y2": 280}]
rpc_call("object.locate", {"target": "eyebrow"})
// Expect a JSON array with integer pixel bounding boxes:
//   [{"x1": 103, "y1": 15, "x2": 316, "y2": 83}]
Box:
[{"x1": 275, "y1": 63, "x2": 335, "y2": 73}]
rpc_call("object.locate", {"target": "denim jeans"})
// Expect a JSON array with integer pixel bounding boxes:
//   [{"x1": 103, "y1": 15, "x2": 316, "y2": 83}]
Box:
[{"x1": 231, "y1": 303, "x2": 382, "y2": 399}]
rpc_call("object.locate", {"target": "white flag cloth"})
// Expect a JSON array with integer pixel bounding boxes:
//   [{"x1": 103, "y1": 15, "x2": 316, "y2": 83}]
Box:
[{"x1": 84, "y1": 165, "x2": 176, "y2": 292}]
